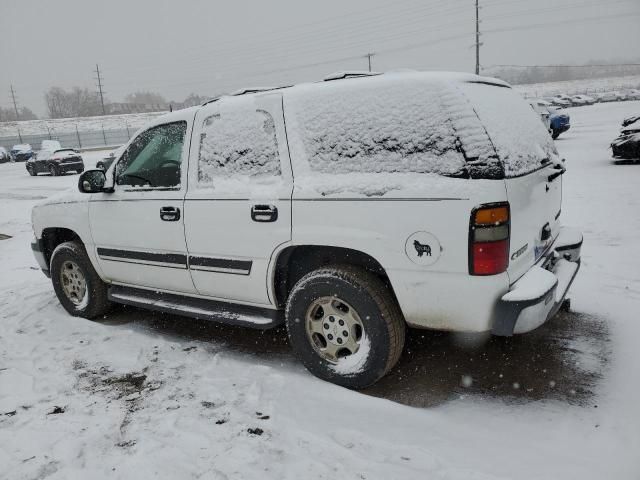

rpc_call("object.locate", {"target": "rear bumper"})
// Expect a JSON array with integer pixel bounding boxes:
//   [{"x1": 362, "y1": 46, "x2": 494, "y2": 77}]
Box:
[
  {"x1": 31, "y1": 237, "x2": 50, "y2": 278},
  {"x1": 57, "y1": 161, "x2": 84, "y2": 172},
  {"x1": 492, "y1": 227, "x2": 582, "y2": 336},
  {"x1": 553, "y1": 124, "x2": 570, "y2": 134}
]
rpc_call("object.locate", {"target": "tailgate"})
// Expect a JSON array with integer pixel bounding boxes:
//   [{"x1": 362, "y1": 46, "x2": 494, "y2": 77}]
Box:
[{"x1": 506, "y1": 164, "x2": 563, "y2": 282}]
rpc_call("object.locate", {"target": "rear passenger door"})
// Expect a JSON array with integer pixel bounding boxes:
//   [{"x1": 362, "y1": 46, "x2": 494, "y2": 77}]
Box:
[{"x1": 184, "y1": 93, "x2": 292, "y2": 306}]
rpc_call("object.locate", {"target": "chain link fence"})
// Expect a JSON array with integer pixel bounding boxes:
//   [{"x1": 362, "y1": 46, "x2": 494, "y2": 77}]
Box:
[
  {"x1": 0, "y1": 114, "x2": 165, "y2": 151},
  {"x1": 0, "y1": 125, "x2": 134, "y2": 152}
]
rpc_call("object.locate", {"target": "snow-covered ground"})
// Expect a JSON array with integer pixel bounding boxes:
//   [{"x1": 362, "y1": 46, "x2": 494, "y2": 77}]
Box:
[{"x1": 1, "y1": 102, "x2": 639, "y2": 479}]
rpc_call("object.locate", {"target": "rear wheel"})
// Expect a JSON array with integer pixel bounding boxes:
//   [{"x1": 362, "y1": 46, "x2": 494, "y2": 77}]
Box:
[
  {"x1": 285, "y1": 265, "x2": 405, "y2": 389},
  {"x1": 50, "y1": 241, "x2": 112, "y2": 319},
  {"x1": 49, "y1": 164, "x2": 59, "y2": 176}
]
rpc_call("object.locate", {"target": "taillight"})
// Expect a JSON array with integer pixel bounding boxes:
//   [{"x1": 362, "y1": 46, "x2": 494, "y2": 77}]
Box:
[{"x1": 469, "y1": 203, "x2": 510, "y2": 275}]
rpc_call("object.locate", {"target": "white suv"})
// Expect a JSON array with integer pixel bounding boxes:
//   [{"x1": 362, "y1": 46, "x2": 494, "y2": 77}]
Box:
[{"x1": 30, "y1": 72, "x2": 582, "y2": 388}]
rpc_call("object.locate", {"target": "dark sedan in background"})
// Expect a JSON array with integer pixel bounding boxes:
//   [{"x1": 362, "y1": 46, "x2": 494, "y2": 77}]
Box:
[
  {"x1": 611, "y1": 116, "x2": 640, "y2": 162},
  {"x1": 10, "y1": 144, "x2": 34, "y2": 162},
  {"x1": 26, "y1": 148, "x2": 84, "y2": 176}
]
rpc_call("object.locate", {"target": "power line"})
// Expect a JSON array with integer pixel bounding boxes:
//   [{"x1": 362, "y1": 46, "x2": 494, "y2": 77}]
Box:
[{"x1": 95, "y1": 64, "x2": 106, "y2": 115}]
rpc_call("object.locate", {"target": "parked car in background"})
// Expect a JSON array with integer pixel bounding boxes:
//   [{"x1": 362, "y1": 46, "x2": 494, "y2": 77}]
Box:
[
  {"x1": 30, "y1": 71, "x2": 582, "y2": 388},
  {"x1": 10, "y1": 144, "x2": 34, "y2": 162},
  {"x1": 0, "y1": 147, "x2": 11, "y2": 164},
  {"x1": 622, "y1": 115, "x2": 640, "y2": 127},
  {"x1": 624, "y1": 89, "x2": 640, "y2": 101},
  {"x1": 550, "y1": 96, "x2": 572, "y2": 107},
  {"x1": 26, "y1": 148, "x2": 85, "y2": 176},
  {"x1": 570, "y1": 95, "x2": 595, "y2": 106},
  {"x1": 549, "y1": 110, "x2": 571, "y2": 139},
  {"x1": 611, "y1": 116, "x2": 640, "y2": 161},
  {"x1": 597, "y1": 91, "x2": 625, "y2": 103},
  {"x1": 529, "y1": 100, "x2": 571, "y2": 139}
]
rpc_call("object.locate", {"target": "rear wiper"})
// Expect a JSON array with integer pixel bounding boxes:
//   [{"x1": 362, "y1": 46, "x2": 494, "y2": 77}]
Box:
[{"x1": 548, "y1": 164, "x2": 566, "y2": 182}]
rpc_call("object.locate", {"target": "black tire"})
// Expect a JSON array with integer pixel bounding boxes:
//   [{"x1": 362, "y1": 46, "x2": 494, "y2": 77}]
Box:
[
  {"x1": 49, "y1": 164, "x2": 59, "y2": 176},
  {"x1": 50, "y1": 241, "x2": 112, "y2": 319},
  {"x1": 285, "y1": 265, "x2": 405, "y2": 389},
  {"x1": 26, "y1": 164, "x2": 36, "y2": 176},
  {"x1": 551, "y1": 130, "x2": 560, "y2": 140}
]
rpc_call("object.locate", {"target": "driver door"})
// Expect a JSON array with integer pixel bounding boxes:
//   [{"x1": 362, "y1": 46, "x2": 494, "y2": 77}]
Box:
[{"x1": 88, "y1": 119, "x2": 197, "y2": 294}]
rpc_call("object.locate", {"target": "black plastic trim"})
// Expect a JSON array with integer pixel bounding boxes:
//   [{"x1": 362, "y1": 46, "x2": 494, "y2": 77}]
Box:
[
  {"x1": 189, "y1": 256, "x2": 252, "y2": 274},
  {"x1": 97, "y1": 247, "x2": 187, "y2": 267}
]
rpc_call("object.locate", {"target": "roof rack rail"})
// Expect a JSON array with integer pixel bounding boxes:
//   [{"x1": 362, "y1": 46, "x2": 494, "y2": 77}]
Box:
[
  {"x1": 201, "y1": 96, "x2": 222, "y2": 107},
  {"x1": 323, "y1": 71, "x2": 381, "y2": 81},
  {"x1": 229, "y1": 86, "x2": 287, "y2": 96}
]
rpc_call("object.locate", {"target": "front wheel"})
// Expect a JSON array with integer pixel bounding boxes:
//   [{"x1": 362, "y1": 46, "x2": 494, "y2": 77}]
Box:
[
  {"x1": 285, "y1": 265, "x2": 406, "y2": 389},
  {"x1": 551, "y1": 130, "x2": 560, "y2": 140},
  {"x1": 26, "y1": 164, "x2": 36, "y2": 176},
  {"x1": 50, "y1": 241, "x2": 112, "y2": 319}
]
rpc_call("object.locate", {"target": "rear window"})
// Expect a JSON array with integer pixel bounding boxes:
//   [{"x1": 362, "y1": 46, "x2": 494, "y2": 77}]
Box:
[
  {"x1": 286, "y1": 78, "x2": 467, "y2": 177},
  {"x1": 459, "y1": 82, "x2": 560, "y2": 177}
]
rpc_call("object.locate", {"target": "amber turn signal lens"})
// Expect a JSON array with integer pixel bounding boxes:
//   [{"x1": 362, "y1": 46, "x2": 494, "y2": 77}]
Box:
[{"x1": 474, "y1": 206, "x2": 509, "y2": 225}]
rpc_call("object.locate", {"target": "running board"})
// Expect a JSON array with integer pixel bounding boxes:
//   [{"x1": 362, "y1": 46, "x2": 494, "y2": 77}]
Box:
[{"x1": 108, "y1": 286, "x2": 283, "y2": 330}]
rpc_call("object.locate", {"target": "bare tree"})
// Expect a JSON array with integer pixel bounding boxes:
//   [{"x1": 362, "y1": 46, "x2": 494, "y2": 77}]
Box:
[
  {"x1": 44, "y1": 86, "x2": 103, "y2": 118},
  {"x1": 0, "y1": 105, "x2": 38, "y2": 121},
  {"x1": 125, "y1": 91, "x2": 167, "y2": 105}
]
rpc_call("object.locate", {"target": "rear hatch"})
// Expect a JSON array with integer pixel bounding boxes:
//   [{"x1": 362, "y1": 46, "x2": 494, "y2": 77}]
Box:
[{"x1": 459, "y1": 82, "x2": 563, "y2": 283}]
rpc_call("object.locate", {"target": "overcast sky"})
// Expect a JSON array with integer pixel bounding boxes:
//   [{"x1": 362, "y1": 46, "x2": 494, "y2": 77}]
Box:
[{"x1": 1, "y1": 0, "x2": 639, "y2": 115}]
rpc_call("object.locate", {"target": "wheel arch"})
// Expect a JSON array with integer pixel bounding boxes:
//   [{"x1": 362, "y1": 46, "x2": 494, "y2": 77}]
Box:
[
  {"x1": 272, "y1": 244, "x2": 401, "y2": 310},
  {"x1": 40, "y1": 227, "x2": 84, "y2": 268}
]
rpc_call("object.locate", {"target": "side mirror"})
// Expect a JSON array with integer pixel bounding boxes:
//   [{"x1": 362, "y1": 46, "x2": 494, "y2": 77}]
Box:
[{"x1": 78, "y1": 169, "x2": 107, "y2": 193}]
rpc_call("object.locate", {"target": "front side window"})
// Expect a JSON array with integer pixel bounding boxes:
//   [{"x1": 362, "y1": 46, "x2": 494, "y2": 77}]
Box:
[
  {"x1": 116, "y1": 122, "x2": 186, "y2": 188},
  {"x1": 198, "y1": 108, "x2": 280, "y2": 185}
]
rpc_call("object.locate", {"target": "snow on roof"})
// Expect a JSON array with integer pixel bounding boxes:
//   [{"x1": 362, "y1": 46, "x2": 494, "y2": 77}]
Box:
[{"x1": 283, "y1": 71, "x2": 550, "y2": 185}]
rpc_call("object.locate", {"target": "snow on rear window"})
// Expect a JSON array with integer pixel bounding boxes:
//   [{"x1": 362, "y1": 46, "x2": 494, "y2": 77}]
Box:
[
  {"x1": 286, "y1": 78, "x2": 467, "y2": 177},
  {"x1": 459, "y1": 82, "x2": 560, "y2": 177},
  {"x1": 198, "y1": 108, "x2": 281, "y2": 185}
]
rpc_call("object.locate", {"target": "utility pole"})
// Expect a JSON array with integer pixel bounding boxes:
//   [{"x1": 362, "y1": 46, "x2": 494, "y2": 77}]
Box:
[
  {"x1": 95, "y1": 64, "x2": 106, "y2": 115},
  {"x1": 365, "y1": 52, "x2": 375, "y2": 72},
  {"x1": 10, "y1": 84, "x2": 20, "y2": 121},
  {"x1": 475, "y1": 0, "x2": 481, "y2": 75}
]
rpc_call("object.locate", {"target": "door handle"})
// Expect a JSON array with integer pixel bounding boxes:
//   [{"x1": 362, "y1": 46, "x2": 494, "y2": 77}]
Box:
[
  {"x1": 251, "y1": 204, "x2": 278, "y2": 222},
  {"x1": 160, "y1": 206, "x2": 181, "y2": 221}
]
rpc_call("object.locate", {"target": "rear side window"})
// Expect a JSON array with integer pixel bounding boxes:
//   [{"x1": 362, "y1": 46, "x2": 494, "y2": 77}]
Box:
[
  {"x1": 286, "y1": 78, "x2": 467, "y2": 177},
  {"x1": 198, "y1": 108, "x2": 281, "y2": 185}
]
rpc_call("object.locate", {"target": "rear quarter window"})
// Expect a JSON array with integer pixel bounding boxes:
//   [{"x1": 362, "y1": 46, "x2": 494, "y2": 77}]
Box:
[{"x1": 286, "y1": 78, "x2": 468, "y2": 177}]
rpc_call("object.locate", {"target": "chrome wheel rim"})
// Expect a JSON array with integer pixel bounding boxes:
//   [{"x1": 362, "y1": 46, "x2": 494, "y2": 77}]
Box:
[
  {"x1": 305, "y1": 296, "x2": 364, "y2": 363},
  {"x1": 60, "y1": 260, "x2": 87, "y2": 306}
]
